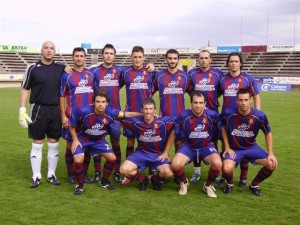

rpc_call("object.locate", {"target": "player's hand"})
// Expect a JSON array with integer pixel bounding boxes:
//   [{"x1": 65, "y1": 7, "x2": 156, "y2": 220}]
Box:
[
  {"x1": 145, "y1": 63, "x2": 155, "y2": 72},
  {"x1": 223, "y1": 148, "x2": 236, "y2": 159},
  {"x1": 71, "y1": 139, "x2": 82, "y2": 154},
  {"x1": 61, "y1": 115, "x2": 69, "y2": 128},
  {"x1": 64, "y1": 65, "x2": 73, "y2": 74},
  {"x1": 19, "y1": 107, "x2": 32, "y2": 128},
  {"x1": 157, "y1": 152, "x2": 169, "y2": 162}
]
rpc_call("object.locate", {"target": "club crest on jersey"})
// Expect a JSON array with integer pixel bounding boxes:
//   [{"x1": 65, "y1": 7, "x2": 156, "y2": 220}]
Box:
[
  {"x1": 112, "y1": 68, "x2": 116, "y2": 74},
  {"x1": 249, "y1": 119, "x2": 253, "y2": 124},
  {"x1": 203, "y1": 118, "x2": 206, "y2": 123},
  {"x1": 209, "y1": 72, "x2": 212, "y2": 78},
  {"x1": 177, "y1": 76, "x2": 181, "y2": 81},
  {"x1": 102, "y1": 118, "x2": 107, "y2": 124},
  {"x1": 238, "y1": 78, "x2": 242, "y2": 83},
  {"x1": 84, "y1": 72, "x2": 89, "y2": 79},
  {"x1": 143, "y1": 70, "x2": 147, "y2": 75},
  {"x1": 154, "y1": 123, "x2": 158, "y2": 129}
]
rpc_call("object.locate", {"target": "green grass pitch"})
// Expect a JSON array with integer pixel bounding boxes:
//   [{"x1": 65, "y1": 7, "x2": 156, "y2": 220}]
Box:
[{"x1": 0, "y1": 88, "x2": 299, "y2": 225}]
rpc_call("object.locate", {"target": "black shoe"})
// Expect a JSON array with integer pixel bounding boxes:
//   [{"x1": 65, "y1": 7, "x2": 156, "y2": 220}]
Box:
[
  {"x1": 214, "y1": 177, "x2": 225, "y2": 185},
  {"x1": 151, "y1": 176, "x2": 162, "y2": 191},
  {"x1": 114, "y1": 172, "x2": 123, "y2": 183},
  {"x1": 99, "y1": 180, "x2": 116, "y2": 190},
  {"x1": 90, "y1": 172, "x2": 101, "y2": 183},
  {"x1": 249, "y1": 184, "x2": 262, "y2": 196},
  {"x1": 238, "y1": 179, "x2": 247, "y2": 188},
  {"x1": 74, "y1": 184, "x2": 84, "y2": 195},
  {"x1": 138, "y1": 177, "x2": 148, "y2": 191},
  {"x1": 222, "y1": 183, "x2": 234, "y2": 194},
  {"x1": 67, "y1": 175, "x2": 76, "y2": 184},
  {"x1": 47, "y1": 175, "x2": 60, "y2": 185},
  {"x1": 31, "y1": 177, "x2": 41, "y2": 188},
  {"x1": 173, "y1": 176, "x2": 181, "y2": 185}
]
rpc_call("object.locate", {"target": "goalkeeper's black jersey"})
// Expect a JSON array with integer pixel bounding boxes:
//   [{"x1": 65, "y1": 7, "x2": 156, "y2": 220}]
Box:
[{"x1": 22, "y1": 60, "x2": 65, "y2": 106}]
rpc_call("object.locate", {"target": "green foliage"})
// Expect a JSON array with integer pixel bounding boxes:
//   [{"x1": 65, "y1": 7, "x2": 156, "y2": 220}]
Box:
[{"x1": 0, "y1": 89, "x2": 299, "y2": 225}]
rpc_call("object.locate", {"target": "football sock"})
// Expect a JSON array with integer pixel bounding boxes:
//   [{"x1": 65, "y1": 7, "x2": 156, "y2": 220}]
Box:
[
  {"x1": 47, "y1": 142, "x2": 59, "y2": 178},
  {"x1": 30, "y1": 142, "x2": 43, "y2": 179}
]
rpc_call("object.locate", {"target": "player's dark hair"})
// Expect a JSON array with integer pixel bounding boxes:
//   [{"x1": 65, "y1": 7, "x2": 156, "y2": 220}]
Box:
[
  {"x1": 131, "y1": 46, "x2": 144, "y2": 56},
  {"x1": 166, "y1": 49, "x2": 180, "y2": 59},
  {"x1": 190, "y1": 90, "x2": 206, "y2": 103},
  {"x1": 142, "y1": 98, "x2": 156, "y2": 109},
  {"x1": 72, "y1": 47, "x2": 86, "y2": 56},
  {"x1": 93, "y1": 90, "x2": 110, "y2": 103},
  {"x1": 199, "y1": 49, "x2": 211, "y2": 58},
  {"x1": 236, "y1": 88, "x2": 251, "y2": 98},
  {"x1": 102, "y1": 44, "x2": 116, "y2": 55},
  {"x1": 226, "y1": 52, "x2": 243, "y2": 69}
]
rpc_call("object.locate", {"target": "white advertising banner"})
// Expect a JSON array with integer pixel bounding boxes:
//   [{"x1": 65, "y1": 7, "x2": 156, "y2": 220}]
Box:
[
  {"x1": 0, "y1": 74, "x2": 23, "y2": 81},
  {"x1": 267, "y1": 45, "x2": 295, "y2": 52},
  {"x1": 273, "y1": 77, "x2": 300, "y2": 85}
]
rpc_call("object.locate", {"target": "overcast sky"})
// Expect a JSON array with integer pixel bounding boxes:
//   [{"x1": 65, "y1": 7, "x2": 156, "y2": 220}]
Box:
[{"x1": 0, "y1": 0, "x2": 299, "y2": 52}]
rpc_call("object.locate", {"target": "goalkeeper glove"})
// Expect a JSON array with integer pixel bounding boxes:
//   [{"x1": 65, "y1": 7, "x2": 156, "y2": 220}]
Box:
[{"x1": 19, "y1": 107, "x2": 32, "y2": 128}]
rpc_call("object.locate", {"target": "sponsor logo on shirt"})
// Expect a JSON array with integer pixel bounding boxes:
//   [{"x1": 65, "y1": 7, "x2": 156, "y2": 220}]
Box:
[{"x1": 231, "y1": 123, "x2": 254, "y2": 137}]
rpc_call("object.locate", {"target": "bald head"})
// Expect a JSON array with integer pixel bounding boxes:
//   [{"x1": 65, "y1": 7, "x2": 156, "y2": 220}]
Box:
[{"x1": 41, "y1": 41, "x2": 56, "y2": 64}]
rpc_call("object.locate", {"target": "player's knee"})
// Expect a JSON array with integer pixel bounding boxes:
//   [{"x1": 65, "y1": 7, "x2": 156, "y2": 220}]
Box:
[
  {"x1": 120, "y1": 164, "x2": 130, "y2": 176},
  {"x1": 30, "y1": 143, "x2": 43, "y2": 158},
  {"x1": 222, "y1": 163, "x2": 233, "y2": 174}
]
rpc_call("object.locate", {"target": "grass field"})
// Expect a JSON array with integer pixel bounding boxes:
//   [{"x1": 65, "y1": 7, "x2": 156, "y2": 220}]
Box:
[{"x1": 0, "y1": 88, "x2": 300, "y2": 225}]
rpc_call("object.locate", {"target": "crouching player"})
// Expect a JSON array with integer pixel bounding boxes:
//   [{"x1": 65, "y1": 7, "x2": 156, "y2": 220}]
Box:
[
  {"x1": 120, "y1": 98, "x2": 176, "y2": 191},
  {"x1": 171, "y1": 91, "x2": 222, "y2": 198},
  {"x1": 220, "y1": 88, "x2": 277, "y2": 196},
  {"x1": 69, "y1": 90, "x2": 143, "y2": 195}
]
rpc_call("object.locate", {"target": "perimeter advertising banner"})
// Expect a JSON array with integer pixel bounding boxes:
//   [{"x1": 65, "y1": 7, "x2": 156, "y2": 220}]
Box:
[
  {"x1": 258, "y1": 83, "x2": 291, "y2": 92},
  {"x1": 0, "y1": 45, "x2": 37, "y2": 52}
]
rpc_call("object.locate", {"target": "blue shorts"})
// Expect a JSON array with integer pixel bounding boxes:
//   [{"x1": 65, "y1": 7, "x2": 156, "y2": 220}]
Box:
[
  {"x1": 61, "y1": 128, "x2": 72, "y2": 142},
  {"x1": 126, "y1": 149, "x2": 171, "y2": 171},
  {"x1": 223, "y1": 144, "x2": 268, "y2": 165},
  {"x1": 74, "y1": 139, "x2": 113, "y2": 157},
  {"x1": 122, "y1": 127, "x2": 134, "y2": 138},
  {"x1": 177, "y1": 142, "x2": 219, "y2": 163},
  {"x1": 108, "y1": 120, "x2": 121, "y2": 138}
]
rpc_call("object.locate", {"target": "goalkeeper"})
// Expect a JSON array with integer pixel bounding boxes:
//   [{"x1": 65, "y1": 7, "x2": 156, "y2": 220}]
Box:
[{"x1": 19, "y1": 41, "x2": 66, "y2": 188}]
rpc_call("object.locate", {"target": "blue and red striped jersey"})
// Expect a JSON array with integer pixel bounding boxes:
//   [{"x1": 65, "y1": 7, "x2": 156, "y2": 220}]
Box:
[
  {"x1": 220, "y1": 107, "x2": 271, "y2": 150},
  {"x1": 153, "y1": 69, "x2": 190, "y2": 116},
  {"x1": 70, "y1": 105, "x2": 121, "y2": 142},
  {"x1": 91, "y1": 64, "x2": 124, "y2": 110},
  {"x1": 220, "y1": 72, "x2": 260, "y2": 112},
  {"x1": 122, "y1": 116, "x2": 176, "y2": 154},
  {"x1": 177, "y1": 109, "x2": 220, "y2": 149},
  {"x1": 60, "y1": 68, "x2": 94, "y2": 117},
  {"x1": 122, "y1": 65, "x2": 154, "y2": 112},
  {"x1": 188, "y1": 67, "x2": 223, "y2": 113}
]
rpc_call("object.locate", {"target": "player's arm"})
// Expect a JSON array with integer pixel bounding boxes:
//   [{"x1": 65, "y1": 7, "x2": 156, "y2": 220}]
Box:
[
  {"x1": 253, "y1": 94, "x2": 261, "y2": 110},
  {"x1": 19, "y1": 88, "x2": 32, "y2": 128},
  {"x1": 59, "y1": 96, "x2": 69, "y2": 128},
  {"x1": 221, "y1": 126, "x2": 236, "y2": 159},
  {"x1": 157, "y1": 129, "x2": 175, "y2": 161},
  {"x1": 69, "y1": 123, "x2": 82, "y2": 154},
  {"x1": 264, "y1": 131, "x2": 277, "y2": 169},
  {"x1": 118, "y1": 111, "x2": 143, "y2": 119}
]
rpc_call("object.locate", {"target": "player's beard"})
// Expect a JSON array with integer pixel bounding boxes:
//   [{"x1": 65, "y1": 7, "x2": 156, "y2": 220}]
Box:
[{"x1": 167, "y1": 62, "x2": 178, "y2": 69}]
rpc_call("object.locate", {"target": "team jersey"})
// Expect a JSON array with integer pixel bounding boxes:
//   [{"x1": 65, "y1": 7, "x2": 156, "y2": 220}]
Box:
[
  {"x1": 177, "y1": 109, "x2": 220, "y2": 149},
  {"x1": 122, "y1": 116, "x2": 176, "y2": 154},
  {"x1": 188, "y1": 67, "x2": 223, "y2": 112},
  {"x1": 122, "y1": 65, "x2": 154, "y2": 112},
  {"x1": 91, "y1": 64, "x2": 124, "y2": 110},
  {"x1": 220, "y1": 72, "x2": 260, "y2": 112},
  {"x1": 22, "y1": 60, "x2": 65, "y2": 105},
  {"x1": 60, "y1": 68, "x2": 94, "y2": 117},
  {"x1": 153, "y1": 69, "x2": 190, "y2": 116},
  {"x1": 70, "y1": 105, "x2": 123, "y2": 142},
  {"x1": 220, "y1": 107, "x2": 271, "y2": 150}
]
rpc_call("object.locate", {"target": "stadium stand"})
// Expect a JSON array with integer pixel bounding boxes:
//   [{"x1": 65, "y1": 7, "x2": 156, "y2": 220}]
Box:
[{"x1": 0, "y1": 51, "x2": 299, "y2": 76}]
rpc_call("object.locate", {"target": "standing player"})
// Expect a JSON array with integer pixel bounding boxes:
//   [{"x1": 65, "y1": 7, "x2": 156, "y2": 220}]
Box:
[
  {"x1": 171, "y1": 91, "x2": 222, "y2": 197},
  {"x1": 152, "y1": 49, "x2": 190, "y2": 183},
  {"x1": 220, "y1": 52, "x2": 261, "y2": 188},
  {"x1": 60, "y1": 47, "x2": 100, "y2": 184},
  {"x1": 188, "y1": 50, "x2": 224, "y2": 183},
  {"x1": 19, "y1": 41, "x2": 65, "y2": 188},
  {"x1": 220, "y1": 88, "x2": 277, "y2": 196},
  {"x1": 91, "y1": 44, "x2": 124, "y2": 183},
  {"x1": 121, "y1": 46, "x2": 155, "y2": 184},
  {"x1": 69, "y1": 90, "x2": 143, "y2": 195},
  {"x1": 120, "y1": 98, "x2": 176, "y2": 191}
]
